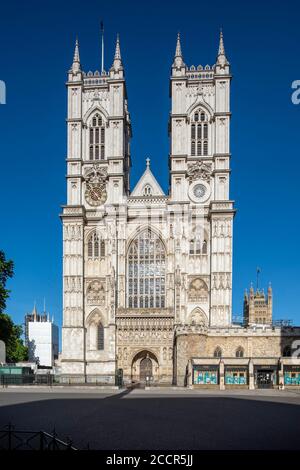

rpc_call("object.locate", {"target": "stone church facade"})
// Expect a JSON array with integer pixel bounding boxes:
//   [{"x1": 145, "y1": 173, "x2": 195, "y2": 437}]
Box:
[{"x1": 60, "y1": 32, "x2": 300, "y2": 388}]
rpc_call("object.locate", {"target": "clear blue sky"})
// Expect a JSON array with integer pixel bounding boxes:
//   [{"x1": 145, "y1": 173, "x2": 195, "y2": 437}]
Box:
[{"x1": 0, "y1": 0, "x2": 300, "y2": 338}]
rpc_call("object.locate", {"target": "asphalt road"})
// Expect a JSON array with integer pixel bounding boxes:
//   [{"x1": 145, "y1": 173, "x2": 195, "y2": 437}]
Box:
[{"x1": 0, "y1": 388, "x2": 300, "y2": 450}]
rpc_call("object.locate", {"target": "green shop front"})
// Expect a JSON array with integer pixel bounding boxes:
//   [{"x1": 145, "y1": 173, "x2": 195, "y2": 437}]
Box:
[
  {"x1": 225, "y1": 367, "x2": 248, "y2": 386},
  {"x1": 284, "y1": 365, "x2": 300, "y2": 386},
  {"x1": 190, "y1": 359, "x2": 220, "y2": 387}
]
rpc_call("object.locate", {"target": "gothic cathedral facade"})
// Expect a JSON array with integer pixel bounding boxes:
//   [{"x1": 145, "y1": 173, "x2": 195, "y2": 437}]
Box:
[{"x1": 60, "y1": 32, "x2": 300, "y2": 387}]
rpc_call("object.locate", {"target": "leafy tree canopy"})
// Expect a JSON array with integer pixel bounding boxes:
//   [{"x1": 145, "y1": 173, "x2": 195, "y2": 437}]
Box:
[{"x1": 0, "y1": 251, "x2": 28, "y2": 362}]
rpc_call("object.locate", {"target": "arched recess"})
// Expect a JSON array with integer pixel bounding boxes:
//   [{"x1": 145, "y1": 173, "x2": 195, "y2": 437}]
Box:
[
  {"x1": 83, "y1": 104, "x2": 109, "y2": 124},
  {"x1": 187, "y1": 102, "x2": 214, "y2": 157},
  {"x1": 189, "y1": 227, "x2": 209, "y2": 256},
  {"x1": 86, "y1": 308, "x2": 105, "y2": 351},
  {"x1": 83, "y1": 106, "x2": 108, "y2": 162},
  {"x1": 186, "y1": 101, "x2": 214, "y2": 119},
  {"x1": 131, "y1": 350, "x2": 159, "y2": 383},
  {"x1": 188, "y1": 279, "x2": 209, "y2": 303},
  {"x1": 187, "y1": 307, "x2": 208, "y2": 326}
]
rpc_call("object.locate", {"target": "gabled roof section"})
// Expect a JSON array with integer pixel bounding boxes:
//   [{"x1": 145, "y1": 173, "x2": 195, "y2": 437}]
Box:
[{"x1": 130, "y1": 158, "x2": 165, "y2": 197}]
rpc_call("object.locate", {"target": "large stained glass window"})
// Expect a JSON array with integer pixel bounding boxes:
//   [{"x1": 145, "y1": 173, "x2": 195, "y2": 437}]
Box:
[{"x1": 127, "y1": 229, "x2": 166, "y2": 309}]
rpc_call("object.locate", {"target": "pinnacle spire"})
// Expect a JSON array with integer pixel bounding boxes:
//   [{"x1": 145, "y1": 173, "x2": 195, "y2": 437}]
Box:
[
  {"x1": 216, "y1": 28, "x2": 229, "y2": 68},
  {"x1": 115, "y1": 34, "x2": 121, "y2": 60},
  {"x1": 111, "y1": 34, "x2": 123, "y2": 72},
  {"x1": 173, "y1": 32, "x2": 185, "y2": 68},
  {"x1": 74, "y1": 37, "x2": 80, "y2": 62},
  {"x1": 218, "y1": 29, "x2": 225, "y2": 56},
  {"x1": 32, "y1": 301, "x2": 38, "y2": 319},
  {"x1": 175, "y1": 32, "x2": 182, "y2": 58},
  {"x1": 71, "y1": 36, "x2": 81, "y2": 73}
]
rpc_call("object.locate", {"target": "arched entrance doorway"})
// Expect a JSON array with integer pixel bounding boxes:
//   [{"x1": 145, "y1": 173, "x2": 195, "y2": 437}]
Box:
[
  {"x1": 131, "y1": 350, "x2": 159, "y2": 384},
  {"x1": 140, "y1": 356, "x2": 152, "y2": 381}
]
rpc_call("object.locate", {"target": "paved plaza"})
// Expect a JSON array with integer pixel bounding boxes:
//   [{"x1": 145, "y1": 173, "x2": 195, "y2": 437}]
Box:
[{"x1": 0, "y1": 387, "x2": 300, "y2": 450}]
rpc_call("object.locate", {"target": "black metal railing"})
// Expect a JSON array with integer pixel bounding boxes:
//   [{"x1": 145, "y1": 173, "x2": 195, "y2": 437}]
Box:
[
  {"x1": 0, "y1": 374, "x2": 54, "y2": 387},
  {"x1": 1, "y1": 373, "x2": 124, "y2": 387},
  {"x1": 0, "y1": 424, "x2": 78, "y2": 450}
]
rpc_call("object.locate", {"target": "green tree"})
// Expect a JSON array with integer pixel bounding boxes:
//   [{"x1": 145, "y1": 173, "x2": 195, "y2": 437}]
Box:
[
  {"x1": 0, "y1": 250, "x2": 28, "y2": 362},
  {"x1": 0, "y1": 313, "x2": 28, "y2": 362},
  {"x1": 0, "y1": 250, "x2": 14, "y2": 313}
]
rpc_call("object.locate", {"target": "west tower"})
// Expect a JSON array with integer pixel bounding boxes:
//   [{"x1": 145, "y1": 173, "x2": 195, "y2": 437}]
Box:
[
  {"x1": 60, "y1": 35, "x2": 131, "y2": 382},
  {"x1": 169, "y1": 31, "x2": 235, "y2": 327}
]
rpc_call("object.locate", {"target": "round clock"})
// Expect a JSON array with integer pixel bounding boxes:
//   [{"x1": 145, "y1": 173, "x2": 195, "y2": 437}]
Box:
[
  {"x1": 193, "y1": 184, "x2": 207, "y2": 199},
  {"x1": 189, "y1": 180, "x2": 211, "y2": 203},
  {"x1": 85, "y1": 184, "x2": 107, "y2": 206}
]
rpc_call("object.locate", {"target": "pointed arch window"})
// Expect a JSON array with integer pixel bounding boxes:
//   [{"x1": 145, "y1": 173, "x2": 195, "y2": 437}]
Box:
[
  {"x1": 87, "y1": 233, "x2": 106, "y2": 260},
  {"x1": 236, "y1": 347, "x2": 244, "y2": 358},
  {"x1": 143, "y1": 185, "x2": 152, "y2": 196},
  {"x1": 89, "y1": 113, "x2": 105, "y2": 160},
  {"x1": 214, "y1": 347, "x2": 222, "y2": 358},
  {"x1": 97, "y1": 323, "x2": 104, "y2": 350},
  {"x1": 190, "y1": 109, "x2": 209, "y2": 156},
  {"x1": 127, "y1": 229, "x2": 166, "y2": 309}
]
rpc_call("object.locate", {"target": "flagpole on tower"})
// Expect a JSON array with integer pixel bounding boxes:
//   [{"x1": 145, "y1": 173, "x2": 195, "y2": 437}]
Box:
[
  {"x1": 256, "y1": 267, "x2": 261, "y2": 291},
  {"x1": 101, "y1": 21, "x2": 104, "y2": 74}
]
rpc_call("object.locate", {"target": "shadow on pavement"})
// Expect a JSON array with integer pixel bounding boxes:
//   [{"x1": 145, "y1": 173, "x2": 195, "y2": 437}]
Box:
[{"x1": 0, "y1": 395, "x2": 300, "y2": 450}]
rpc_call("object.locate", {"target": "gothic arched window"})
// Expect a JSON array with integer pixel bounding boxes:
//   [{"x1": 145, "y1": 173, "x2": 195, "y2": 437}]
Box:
[
  {"x1": 190, "y1": 109, "x2": 209, "y2": 156},
  {"x1": 236, "y1": 347, "x2": 244, "y2": 358},
  {"x1": 97, "y1": 323, "x2": 104, "y2": 350},
  {"x1": 143, "y1": 185, "x2": 152, "y2": 196},
  {"x1": 87, "y1": 232, "x2": 106, "y2": 260},
  {"x1": 88, "y1": 232, "x2": 99, "y2": 259},
  {"x1": 127, "y1": 229, "x2": 166, "y2": 309},
  {"x1": 214, "y1": 347, "x2": 222, "y2": 358},
  {"x1": 89, "y1": 113, "x2": 105, "y2": 161}
]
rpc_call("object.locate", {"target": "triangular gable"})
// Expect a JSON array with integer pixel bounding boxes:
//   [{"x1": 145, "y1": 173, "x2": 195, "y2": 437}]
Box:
[{"x1": 130, "y1": 160, "x2": 165, "y2": 197}]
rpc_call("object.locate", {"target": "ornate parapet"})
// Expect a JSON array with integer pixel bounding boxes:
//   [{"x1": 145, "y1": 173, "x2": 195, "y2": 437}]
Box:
[
  {"x1": 60, "y1": 205, "x2": 87, "y2": 220},
  {"x1": 209, "y1": 200, "x2": 235, "y2": 215},
  {"x1": 127, "y1": 196, "x2": 169, "y2": 206},
  {"x1": 116, "y1": 307, "x2": 174, "y2": 318},
  {"x1": 175, "y1": 323, "x2": 208, "y2": 336}
]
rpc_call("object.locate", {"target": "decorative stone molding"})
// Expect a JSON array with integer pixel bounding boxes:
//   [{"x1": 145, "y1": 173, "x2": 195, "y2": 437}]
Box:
[
  {"x1": 188, "y1": 278, "x2": 208, "y2": 302},
  {"x1": 86, "y1": 279, "x2": 106, "y2": 306},
  {"x1": 187, "y1": 161, "x2": 212, "y2": 183}
]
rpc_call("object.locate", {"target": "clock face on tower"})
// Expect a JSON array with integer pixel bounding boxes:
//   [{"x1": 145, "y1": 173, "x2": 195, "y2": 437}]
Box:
[
  {"x1": 85, "y1": 184, "x2": 107, "y2": 206},
  {"x1": 189, "y1": 179, "x2": 211, "y2": 203},
  {"x1": 193, "y1": 183, "x2": 207, "y2": 199}
]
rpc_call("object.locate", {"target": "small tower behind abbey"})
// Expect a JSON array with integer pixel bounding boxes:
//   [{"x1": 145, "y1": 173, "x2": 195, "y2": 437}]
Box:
[{"x1": 243, "y1": 284, "x2": 273, "y2": 326}]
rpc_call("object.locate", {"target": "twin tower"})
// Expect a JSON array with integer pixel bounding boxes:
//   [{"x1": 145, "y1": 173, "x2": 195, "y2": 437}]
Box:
[{"x1": 61, "y1": 31, "x2": 235, "y2": 384}]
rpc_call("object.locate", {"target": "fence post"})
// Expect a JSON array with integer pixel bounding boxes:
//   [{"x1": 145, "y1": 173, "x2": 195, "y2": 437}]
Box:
[
  {"x1": 8, "y1": 423, "x2": 12, "y2": 450},
  {"x1": 40, "y1": 431, "x2": 44, "y2": 451}
]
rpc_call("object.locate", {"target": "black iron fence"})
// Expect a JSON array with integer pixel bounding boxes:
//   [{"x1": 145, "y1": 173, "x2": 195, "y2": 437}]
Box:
[
  {"x1": 0, "y1": 374, "x2": 54, "y2": 387},
  {"x1": 0, "y1": 424, "x2": 77, "y2": 450},
  {"x1": 1, "y1": 372, "x2": 124, "y2": 387}
]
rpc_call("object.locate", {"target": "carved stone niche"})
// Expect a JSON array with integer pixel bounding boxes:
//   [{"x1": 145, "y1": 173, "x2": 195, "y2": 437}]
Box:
[
  {"x1": 188, "y1": 307, "x2": 208, "y2": 327},
  {"x1": 86, "y1": 279, "x2": 106, "y2": 306},
  {"x1": 187, "y1": 161, "x2": 212, "y2": 183},
  {"x1": 188, "y1": 278, "x2": 208, "y2": 303}
]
